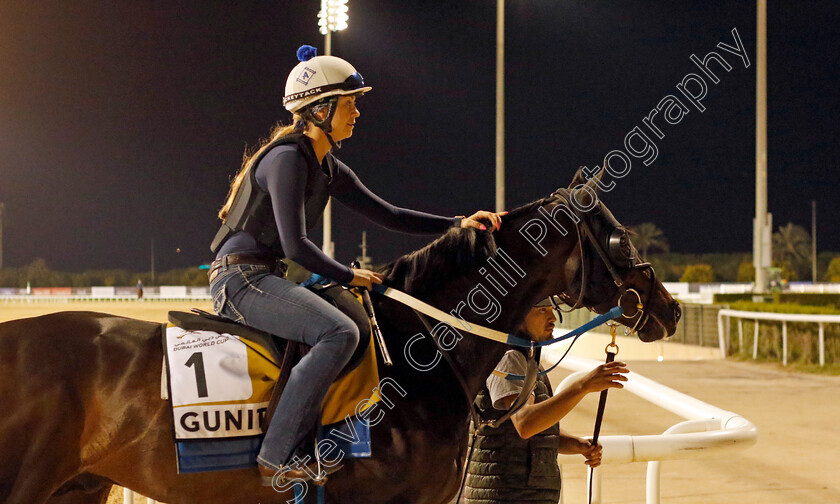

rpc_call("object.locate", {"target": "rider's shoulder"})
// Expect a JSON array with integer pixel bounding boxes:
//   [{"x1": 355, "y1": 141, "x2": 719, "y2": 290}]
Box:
[{"x1": 258, "y1": 142, "x2": 308, "y2": 170}]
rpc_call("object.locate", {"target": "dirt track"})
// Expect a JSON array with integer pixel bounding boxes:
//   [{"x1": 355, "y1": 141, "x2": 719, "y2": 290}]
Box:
[
  {"x1": 0, "y1": 299, "x2": 212, "y2": 324},
  {"x1": 549, "y1": 359, "x2": 840, "y2": 503}
]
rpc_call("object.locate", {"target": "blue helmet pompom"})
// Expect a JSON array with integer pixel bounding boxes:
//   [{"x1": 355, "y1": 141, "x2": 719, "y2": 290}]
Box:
[{"x1": 296, "y1": 45, "x2": 318, "y2": 62}]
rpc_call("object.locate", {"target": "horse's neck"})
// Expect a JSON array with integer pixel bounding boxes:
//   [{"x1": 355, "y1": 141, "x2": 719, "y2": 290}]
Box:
[
  {"x1": 422, "y1": 244, "x2": 567, "y2": 411},
  {"x1": 383, "y1": 217, "x2": 578, "y2": 425}
]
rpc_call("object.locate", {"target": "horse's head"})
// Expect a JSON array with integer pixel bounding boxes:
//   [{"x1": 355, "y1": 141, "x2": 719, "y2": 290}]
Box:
[{"x1": 500, "y1": 167, "x2": 680, "y2": 342}]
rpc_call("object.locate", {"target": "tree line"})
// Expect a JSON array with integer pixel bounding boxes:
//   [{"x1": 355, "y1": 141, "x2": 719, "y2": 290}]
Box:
[
  {"x1": 0, "y1": 258, "x2": 208, "y2": 288},
  {"x1": 629, "y1": 221, "x2": 839, "y2": 283}
]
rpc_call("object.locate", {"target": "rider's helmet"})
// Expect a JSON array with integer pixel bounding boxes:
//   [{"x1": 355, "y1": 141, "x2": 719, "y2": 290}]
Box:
[{"x1": 283, "y1": 45, "x2": 371, "y2": 144}]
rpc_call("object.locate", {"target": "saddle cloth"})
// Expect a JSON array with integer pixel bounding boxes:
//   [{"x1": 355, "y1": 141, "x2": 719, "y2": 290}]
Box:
[{"x1": 162, "y1": 300, "x2": 379, "y2": 473}]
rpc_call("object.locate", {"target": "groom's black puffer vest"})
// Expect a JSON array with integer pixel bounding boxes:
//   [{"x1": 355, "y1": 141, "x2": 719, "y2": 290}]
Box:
[{"x1": 463, "y1": 358, "x2": 561, "y2": 504}]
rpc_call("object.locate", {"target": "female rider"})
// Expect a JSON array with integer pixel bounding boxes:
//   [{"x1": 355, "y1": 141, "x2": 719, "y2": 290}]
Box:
[{"x1": 208, "y1": 45, "x2": 505, "y2": 484}]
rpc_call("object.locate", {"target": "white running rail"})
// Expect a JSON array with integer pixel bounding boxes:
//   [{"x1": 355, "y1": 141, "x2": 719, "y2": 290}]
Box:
[
  {"x1": 717, "y1": 308, "x2": 840, "y2": 366},
  {"x1": 549, "y1": 352, "x2": 757, "y2": 504},
  {"x1": 123, "y1": 488, "x2": 160, "y2": 503}
]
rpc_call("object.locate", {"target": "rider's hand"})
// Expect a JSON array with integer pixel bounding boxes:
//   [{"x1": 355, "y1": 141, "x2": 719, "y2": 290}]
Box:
[
  {"x1": 460, "y1": 210, "x2": 508, "y2": 232},
  {"x1": 349, "y1": 268, "x2": 384, "y2": 290},
  {"x1": 578, "y1": 361, "x2": 629, "y2": 394}
]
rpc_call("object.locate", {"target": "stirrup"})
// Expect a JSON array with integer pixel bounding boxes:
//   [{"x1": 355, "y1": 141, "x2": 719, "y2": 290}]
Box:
[{"x1": 260, "y1": 460, "x2": 343, "y2": 488}]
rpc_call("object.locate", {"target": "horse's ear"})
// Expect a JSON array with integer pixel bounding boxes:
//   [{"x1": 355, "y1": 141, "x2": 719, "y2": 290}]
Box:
[
  {"x1": 567, "y1": 166, "x2": 587, "y2": 189},
  {"x1": 567, "y1": 165, "x2": 603, "y2": 193}
]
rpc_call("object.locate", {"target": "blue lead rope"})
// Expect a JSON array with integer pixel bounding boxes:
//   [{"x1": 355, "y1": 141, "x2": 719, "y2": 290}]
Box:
[
  {"x1": 498, "y1": 306, "x2": 625, "y2": 381},
  {"x1": 504, "y1": 306, "x2": 624, "y2": 348}
]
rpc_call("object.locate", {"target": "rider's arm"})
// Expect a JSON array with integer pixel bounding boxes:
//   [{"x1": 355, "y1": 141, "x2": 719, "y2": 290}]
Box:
[
  {"x1": 330, "y1": 159, "x2": 461, "y2": 233},
  {"x1": 258, "y1": 148, "x2": 354, "y2": 283}
]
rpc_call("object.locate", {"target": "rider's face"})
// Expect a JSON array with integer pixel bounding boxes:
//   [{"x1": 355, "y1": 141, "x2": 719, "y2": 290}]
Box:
[
  {"x1": 521, "y1": 306, "x2": 557, "y2": 342},
  {"x1": 329, "y1": 95, "x2": 360, "y2": 142}
]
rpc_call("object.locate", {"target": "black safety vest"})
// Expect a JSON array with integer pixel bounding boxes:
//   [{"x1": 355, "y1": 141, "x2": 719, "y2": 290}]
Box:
[
  {"x1": 464, "y1": 351, "x2": 562, "y2": 504},
  {"x1": 210, "y1": 133, "x2": 335, "y2": 255}
]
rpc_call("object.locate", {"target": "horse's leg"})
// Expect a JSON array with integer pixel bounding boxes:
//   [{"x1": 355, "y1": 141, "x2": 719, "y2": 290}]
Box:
[
  {"x1": 0, "y1": 389, "x2": 88, "y2": 503},
  {"x1": 47, "y1": 474, "x2": 113, "y2": 504},
  {"x1": 0, "y1": 322, "x2": 96, "y2": 503}
]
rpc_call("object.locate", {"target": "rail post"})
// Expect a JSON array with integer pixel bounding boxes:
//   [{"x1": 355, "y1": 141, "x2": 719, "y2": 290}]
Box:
[
  {"x1": 819, "y1": 322, "x2": 825, "y2": 367},
  {"x1": 782, "y1": 321, "x2": 787, "y2": 366}
]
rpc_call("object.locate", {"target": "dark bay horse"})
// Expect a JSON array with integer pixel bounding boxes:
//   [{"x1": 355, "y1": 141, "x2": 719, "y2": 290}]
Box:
[{"x1": 0, "y1": 172, "x2": 680, "y2": 504}]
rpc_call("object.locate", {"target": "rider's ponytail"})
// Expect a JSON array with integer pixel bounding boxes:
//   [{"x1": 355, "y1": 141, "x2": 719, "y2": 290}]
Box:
[{"x1": 218, "y1": 117, "x2": 307, "y2": 221}]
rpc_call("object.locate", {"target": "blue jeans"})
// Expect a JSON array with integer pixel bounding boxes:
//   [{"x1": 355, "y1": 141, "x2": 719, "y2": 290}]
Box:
[{"x1": 209, "y1": 264, "x2": 360, "y2": 470}]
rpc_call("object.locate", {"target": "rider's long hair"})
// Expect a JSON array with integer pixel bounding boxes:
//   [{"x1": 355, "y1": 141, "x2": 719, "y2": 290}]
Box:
[{"x1": 218, "y1": 116, "x2": 307, "y2": 221}]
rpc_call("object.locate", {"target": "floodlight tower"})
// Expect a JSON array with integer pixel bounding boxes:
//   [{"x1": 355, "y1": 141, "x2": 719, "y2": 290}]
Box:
[
  {"x1": 754, "y1": 0, "x2": 771, "y2": 292},
  {"x1": 319, "y1": 0, "x2": 350, "y2": 259},
  {"x1": 496, "y1": 0, "x2": 505, "y2": 212}
]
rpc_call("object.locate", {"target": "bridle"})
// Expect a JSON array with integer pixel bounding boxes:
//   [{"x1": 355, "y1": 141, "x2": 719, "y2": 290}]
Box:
[{"x1": 554, "y1": 192, "x2": 658, "y2": 336}]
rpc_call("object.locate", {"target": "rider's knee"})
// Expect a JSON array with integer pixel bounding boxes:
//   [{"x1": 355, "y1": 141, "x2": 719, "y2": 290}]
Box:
[{"x1": 329, "y1": 318, "x2": 360, "y2": 355}]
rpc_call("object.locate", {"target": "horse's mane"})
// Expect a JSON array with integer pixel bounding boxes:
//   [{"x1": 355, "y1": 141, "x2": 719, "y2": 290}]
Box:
[
  {"x1": 379, "y1": 197, "x2": 552, "y2": 296},
  {"x1": 378, "y1": 228, "x2": 497, "y2": 297}
]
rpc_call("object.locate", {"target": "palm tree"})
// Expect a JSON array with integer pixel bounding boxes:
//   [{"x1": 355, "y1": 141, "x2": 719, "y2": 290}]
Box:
[
  {"x1": 772, "y1": 222, "x2": 810, "y2": 264},
  {"x1": 630, "y1": 222, "x2": 669, "y2": 261}
]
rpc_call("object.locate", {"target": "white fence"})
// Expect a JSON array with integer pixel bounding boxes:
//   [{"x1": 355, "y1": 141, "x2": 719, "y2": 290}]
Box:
[
  {"x1": 549, "y1": 352, "x2": 757, "y2": 504},
  {"x1": 123, "y1": 489, "x2": 161, "y2": 504},
  {"x1": 717, "y1": 308, "x2": 840, "y2": 366},
  {"x1": 0, "y1": 286, "x2": 210, "y2": 302},
  {"x1": 662, "y1": 282, "x2": 840, "y2": 304}
]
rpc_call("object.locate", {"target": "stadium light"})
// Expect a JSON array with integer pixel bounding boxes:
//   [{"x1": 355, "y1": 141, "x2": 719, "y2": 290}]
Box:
[
  {"x1": 318, "y1": 0, "x2": 350, "y2": 258},
  {"x1": 318, "y1": 0, "x2": 349, "y2": 35}
]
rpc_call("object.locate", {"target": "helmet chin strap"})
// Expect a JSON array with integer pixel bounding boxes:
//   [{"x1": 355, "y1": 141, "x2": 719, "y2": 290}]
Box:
[
  {"x1": 302, "y1": 97, "x2": 343, "y2": 151},
  {"x1": 324, "y1": 132, "x2": 342, "y2": 151}
]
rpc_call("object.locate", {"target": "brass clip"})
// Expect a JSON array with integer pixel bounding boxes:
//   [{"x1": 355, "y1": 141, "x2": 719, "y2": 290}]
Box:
[{"x1": 606, "y1": 323, "x2": 620, "y2": 356}]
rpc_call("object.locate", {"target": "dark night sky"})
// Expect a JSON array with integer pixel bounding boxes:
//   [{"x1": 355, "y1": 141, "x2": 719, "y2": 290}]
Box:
[{"x1": 1, "y1": 1, "x2": 838, "y2": 272}]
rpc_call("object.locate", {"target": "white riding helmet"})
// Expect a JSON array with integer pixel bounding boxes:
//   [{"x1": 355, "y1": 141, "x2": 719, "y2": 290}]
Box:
[{"x1": 283, "y1": 45, "x2": 371, "y2": 114}]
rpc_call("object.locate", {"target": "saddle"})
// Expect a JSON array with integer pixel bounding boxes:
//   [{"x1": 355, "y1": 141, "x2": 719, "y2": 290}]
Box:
[
  {"x1": 162, "y1": 300, "x2": 380, "y2": 474},
  {"x1": 167, "y1": 307, "x2": 373, "y2": 430}
]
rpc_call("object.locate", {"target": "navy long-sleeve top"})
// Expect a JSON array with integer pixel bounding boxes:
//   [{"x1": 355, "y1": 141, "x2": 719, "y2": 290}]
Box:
[{"x1": 216, "y1": 139, "x2": 459, "y2": 283}]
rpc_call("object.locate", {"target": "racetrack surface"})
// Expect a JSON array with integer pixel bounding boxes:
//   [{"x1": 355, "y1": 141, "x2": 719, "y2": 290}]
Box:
[
  {"x1": 0, "y1": 299, "x2": 212, "y2": 324},
  {"x1": 548, "y1": 359, "x2": 840, "y2": 504}
]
